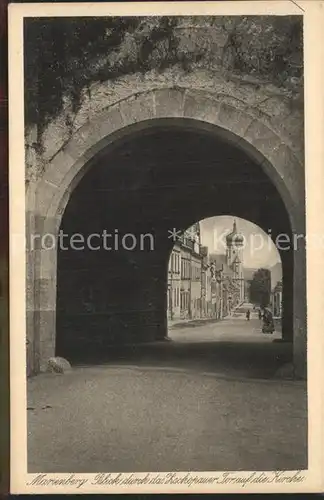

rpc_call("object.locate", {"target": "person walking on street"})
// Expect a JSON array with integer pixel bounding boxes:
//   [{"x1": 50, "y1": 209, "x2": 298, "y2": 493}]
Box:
[
  {"x1": 262, "y1": 307, "x2": 275, "y2": 334},
  {"x1": 246, "y1": 309, "x2": 250, "y2": 321}
]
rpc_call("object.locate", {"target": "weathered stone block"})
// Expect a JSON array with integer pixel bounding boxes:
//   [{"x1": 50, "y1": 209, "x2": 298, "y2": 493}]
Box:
[
  {"x1": 33, "y1": 311, "x2": 57, "y2": 370},
  {"x1": 56, "y1": 188, "x2": 72, "y2": 219},
  {"x1": 42, "y1": 107, "x2": 125, "y2": 198},
  {"x1": 66, "y1": 107, "x2": 124, "y2": 159},
  {"x1": 217, "y1": 103, "x2": 254, "y2": 138},
  {"x1": 26, "y1": 183, "x2": 37, "y2": 213},
  {"x1": 43, "y1": 149, "x2": 75, "y2": 188},
  {"x1": 26, "y1": 310, "x2": 36, "y2": 346},
  {"x1": 35, "y1": 213, "x2": 54, "y2": 237},
  {"x1": 243, "y1": 120, "x2": 287, "y2": 174},
  {"x1": 249, "y1": 135, "x2": 283, "y2": 166},
  {"x1": 25, "y1": 211, "x2": 36, "y2": 250},
  {"x1": 245, "y1": 98, "x2": 304, "y2": 163},
  {"x1": 216, "y1": 94, "x2": 249, "y2": 113},
  {"x1": 271, "y1": 144, "x2": 303, "y2": 192},
  {"x1": 119, "y1": 92, "x2": 154, "y2": 126},
  {"x1": 154, "y1": 88, "x2": 185, "y2": 118},
  {"x1": 38, "y1": 248, "x2": 57, "y2": 280},
  {"x1": 34, "y1": 180, "x2": 59, "y2": 216},
  {"x1": 256, "y1": 95, "x2": 291, "y2": 119},
  {"x1": 28, "y1": 219, "x2": 60, "y2": 271},
  {"x1": 34, "y1": 279, "x2": 56, "y2": 311},
  {"x1": 47, "y1": 181, "x2": 75, "y2": 220},
  {"x1": 278, "y1": 113, "x2": 304, "y2": 148},
  {"x1": 42, "y1": 215, "x2": 61, "y2": 237},
  {"x1": 183, "y1": 91, "x2": 221, "y2": 123},
  {"x1": 244, "y1": 119, "x2": 279, "y2": 143},
  {"x1": 41, "y1": 115, "x2": 73, "y2": 163},
  {"x1": 35, "y1": 309, "x2": 56, "y2": 340},
  {"x1": 33, "y1": 214, "x2": 46, "y2": 240},
  {"x1": 47, "y1": 356, "x2": 72, "y2": 374},
  {"x1": 26, "y1": 261, "x2": 35, "y2": 312},
  {"x1": 26, "y1": 338, "x2": 35, "y2": 377}
]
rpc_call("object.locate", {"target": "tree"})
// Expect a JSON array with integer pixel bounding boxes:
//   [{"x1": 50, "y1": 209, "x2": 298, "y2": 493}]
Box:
[{"x1": 249, "y1": 268, "x2": 271, "y2": 307}]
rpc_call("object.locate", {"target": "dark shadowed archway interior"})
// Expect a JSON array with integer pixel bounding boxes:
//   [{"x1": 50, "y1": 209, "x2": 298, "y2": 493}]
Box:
[{"x1": 55, "y1": 122, "x2": 293, "y2": 361}]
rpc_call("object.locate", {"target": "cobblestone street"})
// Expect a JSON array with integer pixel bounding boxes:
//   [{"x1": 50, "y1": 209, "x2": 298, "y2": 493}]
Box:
[{"x1": 27, "y1": 317, "x2": 307, "y2": 473}]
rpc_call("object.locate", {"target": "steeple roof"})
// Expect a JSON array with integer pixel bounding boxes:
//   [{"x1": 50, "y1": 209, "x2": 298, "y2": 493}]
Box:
[{"x1": 226, "y1": 219, "x2": 244, "y2": 245}]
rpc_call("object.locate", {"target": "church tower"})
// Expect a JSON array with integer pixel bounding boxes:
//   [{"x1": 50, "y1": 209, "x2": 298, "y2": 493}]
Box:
[
  {"x1": 226, "y1": 220, "x2": 244, "y2": 265},
  {"x1": 226, "y1": 220, "x2": 245, "y2": 302}
]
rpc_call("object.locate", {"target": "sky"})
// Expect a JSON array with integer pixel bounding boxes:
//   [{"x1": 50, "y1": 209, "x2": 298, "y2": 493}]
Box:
[{"x1": 199, "y1": 216, "x2": 281, "y2": 270}]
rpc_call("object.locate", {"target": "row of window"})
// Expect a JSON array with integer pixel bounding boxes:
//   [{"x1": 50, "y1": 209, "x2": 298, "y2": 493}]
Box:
[
  {"x1": 181, "y1": 259, "x2": 190, "y2": 279},
  {"x1": 169, "y1": 252, "x2": 180, "y2": 274},
  {"x1": 168, "y1": 289, "x2": 202, "y2": 312},
  {"x1": 180, "y1": 260, "x2": 201, "y2": 281},
  {"x1": 169, "y1": 256, "x2": 202, "y2": 280},
  {"x1": 180, "y1": 291, "x2": 190, "y2": 310},
  {"x1": 168, "y1": 287, "x2": 180, "y2": 308}
]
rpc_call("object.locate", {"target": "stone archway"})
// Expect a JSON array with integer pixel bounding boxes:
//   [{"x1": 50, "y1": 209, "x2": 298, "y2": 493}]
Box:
[{"x1": 26, "y1": 87, "x2": 306, "y2": 377}]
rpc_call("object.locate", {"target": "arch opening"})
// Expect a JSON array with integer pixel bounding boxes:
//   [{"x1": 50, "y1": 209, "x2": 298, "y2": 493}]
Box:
[
  {"x1": 54, "y1": 123, "x2": 294, "y2": 362},
  {"x1": 166, "y1": 216, "x2": 284, "y2": 338}
]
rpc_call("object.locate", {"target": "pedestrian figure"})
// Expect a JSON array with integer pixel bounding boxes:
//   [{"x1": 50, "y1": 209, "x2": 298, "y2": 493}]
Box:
[
  {"x1": 246, "y1": 310, "x2": 250, "y2": 321},
  {"x1": 262, "y1": 307, "x2": 275, "y2": 334},
  {"x1": 258, "y1": 308, "x2": 262, "y2": 320}
]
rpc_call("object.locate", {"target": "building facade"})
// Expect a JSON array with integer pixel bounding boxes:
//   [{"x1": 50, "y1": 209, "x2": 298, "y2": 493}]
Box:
[
  {"x1": 271, "y1": 281, "x2": 283, "y2": 318},
  {"x1": 168, "y1": 222, "x2": 203, "y2": 321},
  {"x1": 167, "y1": 220, "x2": 246, "y2": 323}
]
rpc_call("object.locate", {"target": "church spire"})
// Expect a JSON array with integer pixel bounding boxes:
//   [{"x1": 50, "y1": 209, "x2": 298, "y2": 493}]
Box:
[{"x1": 226, "y1": 219, "x2": 243, "y2": 247}]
